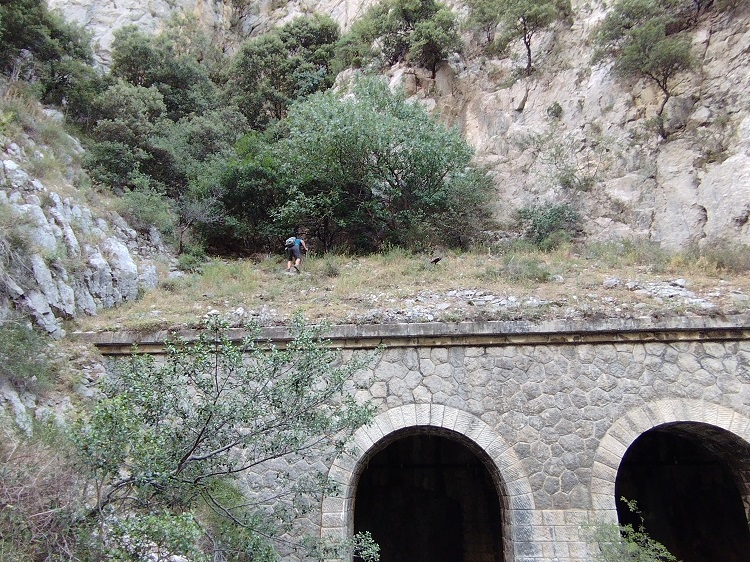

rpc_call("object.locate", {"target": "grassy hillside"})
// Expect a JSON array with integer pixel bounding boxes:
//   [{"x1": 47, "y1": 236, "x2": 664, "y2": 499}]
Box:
[{"x1": 73, "y1": 241, "x2": 750, "y2": 334}]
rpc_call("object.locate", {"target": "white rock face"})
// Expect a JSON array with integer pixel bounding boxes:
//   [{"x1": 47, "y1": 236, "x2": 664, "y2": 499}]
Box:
[
  {"x1": 49, "y1": 0, "x2": 379, "y2": 64},
  {"x1": 1, "y1": 130, "x2": 167, "y2": 337}
]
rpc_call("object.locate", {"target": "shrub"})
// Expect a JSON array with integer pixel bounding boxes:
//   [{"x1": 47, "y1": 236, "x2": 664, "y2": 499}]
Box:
[
  {"x1": 584, "y1": 239, "x2": 669, "y2": 269},
  {"x1": 584, "y1": 498, "x2": 678, "y2": 562},
  {"x1": 503, "y1": 255, "x2": 552, "y2": 282},
  {"x1": 546, "y1": 101, "x2": 563, "y2": 119},
  {"x1": 114, "y1": 188, "x2": 176, "y2": 237},
  {"x1": 0, "y1": 433, "x2": 85, "y2": 561},
  {"x1": 177, "y1": 243, "x2": 208, "y2": 272},
  {"x1": 0, "y1": 315, "x2": 55, "y2": 391},
  {"x1": 313, "y1": 253, "x2": 344, "y2": 277},
  {"x1": 517, "y1": 203, "x2": 580, "y2": 249},
  {"x1": 697, "y1": 241, "x2": 750, "y2": 274}
]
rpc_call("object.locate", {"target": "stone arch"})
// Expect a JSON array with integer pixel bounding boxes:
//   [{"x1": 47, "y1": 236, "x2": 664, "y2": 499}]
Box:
[
  {"x1": 590, "y1": 399, "x2": 750, "y2": 521},
  {"x1": 322, "y1": 404, "x2": 535, "y2": 561}
]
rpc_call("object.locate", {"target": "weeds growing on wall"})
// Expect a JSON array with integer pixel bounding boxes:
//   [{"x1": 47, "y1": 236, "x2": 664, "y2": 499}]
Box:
[{"x1": 584, "y1": 498, "x2": 678, "y2": 562}]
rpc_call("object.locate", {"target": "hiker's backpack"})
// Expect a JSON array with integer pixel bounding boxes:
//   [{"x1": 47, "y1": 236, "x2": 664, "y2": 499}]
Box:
[{"x1": 284, "y1": 237, "x2": 296, "y2": 249}]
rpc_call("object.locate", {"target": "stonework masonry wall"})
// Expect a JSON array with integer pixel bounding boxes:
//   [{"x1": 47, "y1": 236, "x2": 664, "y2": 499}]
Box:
[{"x1": 88, "y1": 315, "x2": 750, "y2": 562}]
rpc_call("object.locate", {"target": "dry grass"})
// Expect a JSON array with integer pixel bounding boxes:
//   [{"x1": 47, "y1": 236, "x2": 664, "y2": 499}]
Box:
[{"x1": 71, "y1": 240, "x2": 750, "y2": 334}]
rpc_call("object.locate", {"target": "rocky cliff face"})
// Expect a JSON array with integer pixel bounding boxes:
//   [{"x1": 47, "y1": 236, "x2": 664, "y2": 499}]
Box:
[
  {"x1": 421, "y1": 2, "x2": 750, "y2": 251},
  {"x1": 48, "y1": 0, "x2": 379, "y2": 65},
  {"x1": 49, "y1": 0, "x2": 750, "y2": 252},
  {"x1": 0, "y1": 108, "x2": 165, "y2": 337}
]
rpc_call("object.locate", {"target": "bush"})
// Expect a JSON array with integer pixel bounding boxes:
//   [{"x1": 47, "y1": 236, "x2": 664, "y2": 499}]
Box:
[
  {"x1": 503, "y1": 255, "x2": 551, "y2": 282},
  {"x1": 311, "y1": 253, "x2": 345, "y2": 277},
  {"x1": 177, "y1": 243, "x2": 208, "y2": 272},
  {"x1": 0, "y1": 316, "x2": 55, "y2": 391},
  {"x1": 696, "y1": 241, "x2": 750, "y2": 274},
  {"x1": 584, "y1": 239, "x2": 669, "y2": 269},
  {"x1": 584, "y1": 498, "x2": 678, "y2": 562},
  {"x1": 0, "y1": 434, "x2": 85, "y2": 561},
  {"x1": 517, "y1": 203, "x2": 580, "y2": 249},
  {"x1": 114, "y1": 188, "x2": 176, "y2": 237},
  {"x1": 546, "y1": 101, "x2": 563, "y2": 119}
]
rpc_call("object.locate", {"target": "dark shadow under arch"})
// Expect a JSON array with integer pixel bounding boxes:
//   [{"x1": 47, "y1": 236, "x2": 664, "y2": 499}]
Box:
[
  {"x1": 615, "y1": 422, "x2": 750, "y2": 562},
  {"x1": 353, "y1": 427, "x2": 506, "y2": 562}
]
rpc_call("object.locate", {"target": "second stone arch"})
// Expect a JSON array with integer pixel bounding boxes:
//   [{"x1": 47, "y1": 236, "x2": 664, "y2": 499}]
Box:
[{"x1": 322, "y1": 404, "x2": 536, "y2": 562}]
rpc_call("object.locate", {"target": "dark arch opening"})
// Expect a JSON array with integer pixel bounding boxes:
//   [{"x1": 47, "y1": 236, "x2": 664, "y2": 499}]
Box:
[
  {"x1": 353, "y1": 429, "x2": 506, "y2": 562},
  {"x1": 615, "y1": 422, "x2": 750, "y2": 562}
]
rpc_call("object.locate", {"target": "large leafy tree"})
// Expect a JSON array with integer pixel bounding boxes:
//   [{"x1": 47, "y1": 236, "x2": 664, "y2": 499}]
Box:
[
  {"x1": 87, "y1": 20, "x2": 246, "y2": 226},
  {"x1": 276, "y1": 76, "x2": 493, "y2": 251},
  {"x1": 409, "y1": 6, "x2": 460, "y2": 77},
  {"x1": 227, "y1": 14, "x2": 340, "y2": 129},
  {"x1": 85, "y1": 80, "x2": 168, "y2": 192},
  {"x1": 192, "y1": 133, "x2": 283, "y2": 253},
  {"x1": 0, "y1": 0, "x2": 100, "y2": 120},
  {"x1": 110, "y1": 23, "x2": 222, "y2": 120},
  {"x1": 74, "y1": 315, "x2": 378, "y2": 561},
  {"x1": 464, "y1": 0, "x2": 503, "y2": 44},
  {"x1": 0, "y1": 0, "x2": 91, "y2": 72}
]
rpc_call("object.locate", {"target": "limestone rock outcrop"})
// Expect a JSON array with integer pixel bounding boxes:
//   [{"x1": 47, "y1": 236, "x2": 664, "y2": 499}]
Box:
[
  {"x1": 48, "y1": 0, "x2": 379, "y2": 65},
  {"x1": 0, "y1": 114, "x2": 165, "y2": 337}
]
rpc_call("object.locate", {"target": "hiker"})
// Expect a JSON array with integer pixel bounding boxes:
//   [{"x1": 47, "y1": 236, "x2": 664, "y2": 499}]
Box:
[{"x1": 285, "y1": 234, "x2": 308, "y2": 273}]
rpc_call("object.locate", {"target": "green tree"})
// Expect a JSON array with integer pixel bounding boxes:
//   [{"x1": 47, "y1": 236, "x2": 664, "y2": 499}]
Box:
[
  {"x1": 0, "y1": 0, "x2": 92, "y2": 74},
  {"x1": 194, "y1": 133, "x2": 284, "y2": 253},
  {"x1": 594, "y1": 0, "x2": 695, "y2": 136},
  {"x1": 74, "y1": 315, "x2": 378, "y2": 561},
  {"x1": 464, "y1": 0, "x2": 502, "y2": 44},
  {"x1": 410, "y1": 7, "x2": 460, "y2": 77},
  {"x1": 227, "y1": 15, "x2": 340, "y2": 129},
  {"x1": 110, "y1": 23, "x2": 222, "y2": 120},
  {"x1": 336, "y1": 0, "x2": 458, "y2": 74},
  {"x1": 0, "y1": 0, "x2": 99, "y2": 120},
  {"x1": 84, "y1": 80, "x2": 167, "y2": 192},
  {"x1": 493, "y1": 0, "x2": 571, "y2": 75},
  {"x1": 276, "y1": 76, "x2": 493, "y2": 251}
]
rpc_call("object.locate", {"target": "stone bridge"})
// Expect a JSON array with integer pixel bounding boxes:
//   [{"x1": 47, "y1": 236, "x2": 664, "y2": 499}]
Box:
[{"x1": 88, "y1": 314, "x2": 750, "y2": 562}]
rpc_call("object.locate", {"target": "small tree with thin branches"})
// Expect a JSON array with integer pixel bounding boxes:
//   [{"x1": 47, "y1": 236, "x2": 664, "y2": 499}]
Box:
[
  {"x1": 594, "y1": 0, "x2": 695, "y2": 138},
  {"x1": 73, "y1": 315, "x2": 379, "y2": 561}
]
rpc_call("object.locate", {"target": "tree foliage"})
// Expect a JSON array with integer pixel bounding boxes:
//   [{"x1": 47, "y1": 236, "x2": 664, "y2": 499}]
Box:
[
  {"x1": 410, "y1": 7, "x2": 460, "y2": 77},
  {"x1": 227, "y1": 14, "x2": 340, "y2": 129},
  {"x1": 275, "y1": 76, "x2": 492, "y2": 251},
  {"x1": 500, "y1": 0, "x2": 572, "y2": 75},
  {"x1": 464, "y1": 0, "x2": 503, "y2": 44},
  {"x1": 73, "y1": 315, "x2": 378, "y2": 561},
  {"x1": 0, "y1": 0, "x2": 100, "y2": 119},
  {"x1": 110, "y1": 22, "x2": 223, "y2": 120},
  {"x1": 0, "y1": 0, "x2": 91, "y2": 72},
  {"x1": 585, "y1": 498, "x2": 679, "y2": 562},
  {"x1": 594, "y1": 0, "x2": 697, "y2": 133},
  {"x1": 338, "y1": 0, "x2": 459, "y2": 74},
  {"x1": 195, "y1": 132, "x2": 282, "y2": 253},
  {"x1": 466, "y1": 0, "x2": 571, "y2": 74}
]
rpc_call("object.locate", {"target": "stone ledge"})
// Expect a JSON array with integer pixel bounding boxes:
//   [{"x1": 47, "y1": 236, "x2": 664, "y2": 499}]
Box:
[{"x1": 75, "y1": 313, "x2": 750, "y2": 355}]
